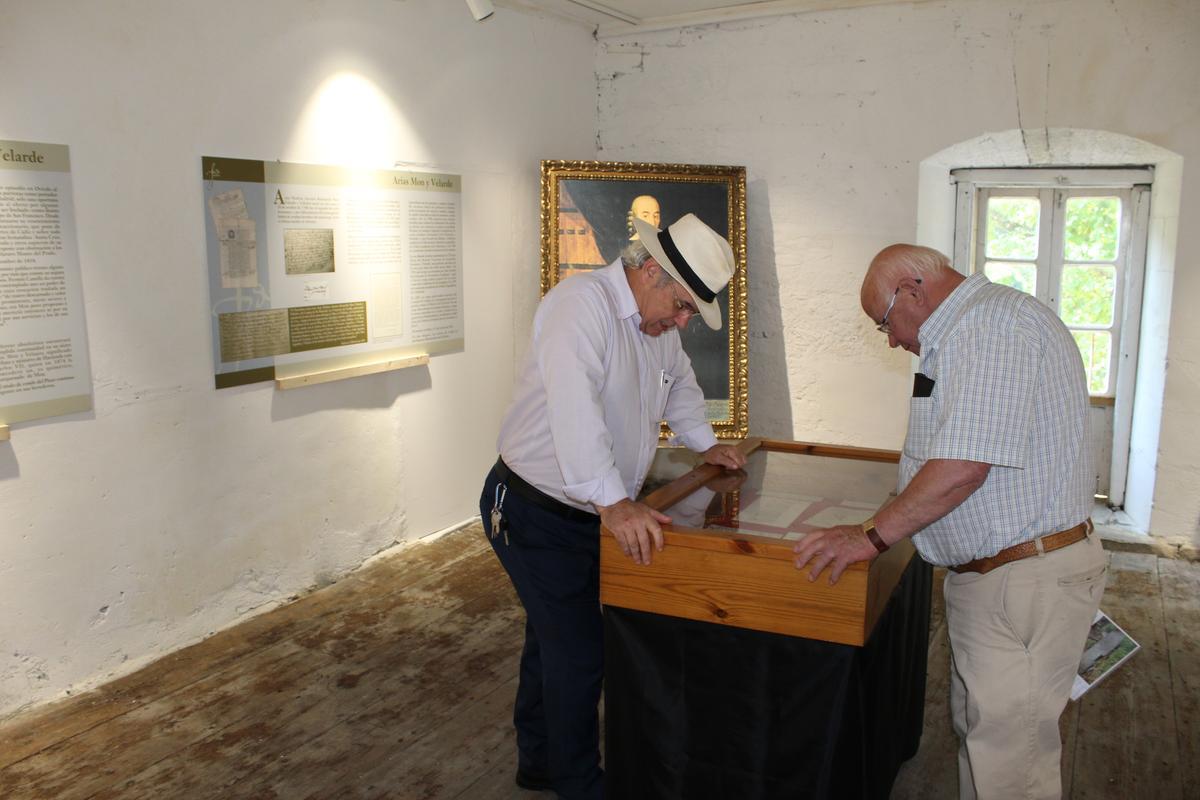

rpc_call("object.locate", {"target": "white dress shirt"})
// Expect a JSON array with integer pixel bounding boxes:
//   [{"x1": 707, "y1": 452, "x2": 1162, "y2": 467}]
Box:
[{"x1": 498, "y1": 259, "x2": 718, "y2": 512}]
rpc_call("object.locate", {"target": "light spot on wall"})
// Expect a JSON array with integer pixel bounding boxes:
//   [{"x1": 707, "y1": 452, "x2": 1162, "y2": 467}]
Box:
[{"x1": 288, "y1": 71, "x2": 429, "y2": 167}]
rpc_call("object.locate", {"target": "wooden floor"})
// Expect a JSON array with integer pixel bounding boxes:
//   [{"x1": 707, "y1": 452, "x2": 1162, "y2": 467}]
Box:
[{"x1": 1, "y1": 524, "x2": 1195, "y2": 799}]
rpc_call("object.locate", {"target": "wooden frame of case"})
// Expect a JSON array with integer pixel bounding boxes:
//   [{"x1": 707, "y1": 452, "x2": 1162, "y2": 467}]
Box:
[
  {"x1": 599, "y1": 437, "x2": 914, "y2": 646},
  {"x1": 539, "y1": 160, "x2": 748, "y2": 440}
]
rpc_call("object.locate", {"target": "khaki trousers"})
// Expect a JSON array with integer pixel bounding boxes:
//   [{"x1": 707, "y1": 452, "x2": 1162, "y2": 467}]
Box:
[{"x1": 944, "y1": 532, "x2": 1106, "y2": 800}]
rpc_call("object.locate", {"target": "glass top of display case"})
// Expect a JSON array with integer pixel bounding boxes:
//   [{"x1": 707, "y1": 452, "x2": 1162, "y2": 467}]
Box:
[{"x1": 641, "y1": 440, "x2": 900, "y2": 541}]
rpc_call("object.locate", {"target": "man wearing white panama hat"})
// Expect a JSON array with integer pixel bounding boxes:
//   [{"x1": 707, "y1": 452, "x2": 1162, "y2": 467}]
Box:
[{"x1": 480, "y1": 212, "x2": 746, "y2": 799}]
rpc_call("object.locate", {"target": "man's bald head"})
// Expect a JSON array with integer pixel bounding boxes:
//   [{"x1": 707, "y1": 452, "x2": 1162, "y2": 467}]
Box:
[
  {"x1": 860, "y1": 244, "x2": 964, "y2": 354},
  {"x1": 861, "y1": 244, "x2": 954, "y2": 311}
]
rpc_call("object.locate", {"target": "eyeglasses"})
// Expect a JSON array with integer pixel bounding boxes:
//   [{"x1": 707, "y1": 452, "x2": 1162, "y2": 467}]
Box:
[
  {"x1": 669, "y1": 283, "x2": 699, "y2": 321},
  {"x1": 876, "y1": 289, "x2": 900, "y2": 334},
  {"x1": 876, "y1": 278, "x2": 921, "y2": 335}
]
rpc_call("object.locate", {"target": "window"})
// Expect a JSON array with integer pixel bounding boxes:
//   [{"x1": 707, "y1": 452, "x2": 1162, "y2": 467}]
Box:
[
  {"x1": 971, "y1": 184, "x2": 1139, "y2": 397},
  {"x1": 952, "y1": 167, "x2": 1152, "y2": 505}
]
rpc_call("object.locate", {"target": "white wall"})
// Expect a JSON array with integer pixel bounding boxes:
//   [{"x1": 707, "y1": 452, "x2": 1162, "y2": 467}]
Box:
[
  {"x1": 0, "y1": 0, "x2": 596, "y2": 717},
  {"x1": 594, "y1": 0, "x2": 1199, "y2": 546}
]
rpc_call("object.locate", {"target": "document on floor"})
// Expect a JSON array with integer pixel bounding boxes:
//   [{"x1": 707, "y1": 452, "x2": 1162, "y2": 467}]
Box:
[{"x1": 1071, "y1": 609, "x2": 1140, "y2": 700}]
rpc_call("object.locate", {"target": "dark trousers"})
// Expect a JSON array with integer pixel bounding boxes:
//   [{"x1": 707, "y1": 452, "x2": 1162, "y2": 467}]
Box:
[{"x1": 481, "y1": 465, "x2": 605, "y2": 800}]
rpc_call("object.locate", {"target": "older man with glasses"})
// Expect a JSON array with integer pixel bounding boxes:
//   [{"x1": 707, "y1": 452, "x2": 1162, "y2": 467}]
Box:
[{"x1": 794, "y1": 243, "x2": 1107, "y2": 800}]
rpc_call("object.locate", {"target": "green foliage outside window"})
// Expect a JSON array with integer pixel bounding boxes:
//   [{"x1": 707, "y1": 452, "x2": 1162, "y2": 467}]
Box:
[
  {"x1": 984, "y1": 261, "x2": 1036, "y2": 295},
  {"x1": 1061, "y1": 264, "x2": 1115, "y2": 327},
  {"x1": 1072, "y1": 330, "x2": 1111, "y2": 394},
  {"x1": 986, "y1": 197, "x2": 1040, "y2": 260},
  {"x1": 1064, "y1": 197, "x2": 1120, "y2": 261}
]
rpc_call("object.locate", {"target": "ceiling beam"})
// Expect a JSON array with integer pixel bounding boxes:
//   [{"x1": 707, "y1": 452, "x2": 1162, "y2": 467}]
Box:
[
  {"x1": 562, "y1": 0, "x2": 641, "y2": 24},
  {"x1": 595, "y1": 0, "x2": 936, "y2": 38}
]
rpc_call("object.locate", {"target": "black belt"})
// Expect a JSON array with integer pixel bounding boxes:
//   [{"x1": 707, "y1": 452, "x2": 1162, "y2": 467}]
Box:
[{"x1": 494, "y1": 458, "x2": 599, "y2": 524}]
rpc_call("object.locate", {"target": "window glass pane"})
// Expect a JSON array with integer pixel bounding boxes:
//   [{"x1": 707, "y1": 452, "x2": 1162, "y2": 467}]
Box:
[
  {"x1": 1064, "y1": 196, "x2": 1120, "y2": 261},
  {"x1": 1060, "y1": 264, "x2": 1116, "y2": 327},
  {"x1": 984, "y1": 261, "x2": 1036, "y2": 295},
  {"x1": 985, "y1": 196, "x2": 1040, "y2": 260},
  {"x1": 1072, "y1": 330, "x2": 1112, "y2": 395}
]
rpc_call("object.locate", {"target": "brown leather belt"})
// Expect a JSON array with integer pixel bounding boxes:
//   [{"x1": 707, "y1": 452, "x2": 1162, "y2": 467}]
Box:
[{"x1": 949, "y1": 520, "x2": 1093, "y2": 575}]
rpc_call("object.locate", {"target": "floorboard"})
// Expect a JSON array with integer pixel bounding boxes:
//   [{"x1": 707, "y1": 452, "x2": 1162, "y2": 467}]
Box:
[
  {"x1": 1158, "y1": 557, "x2": 1200, "y2": 793},
  {"x1": 0, "y1": 524, "x2": 1194, "y2": 799},
  {"x1": 1070, "y1": 553, "x2": 1183, "y2": 799}
]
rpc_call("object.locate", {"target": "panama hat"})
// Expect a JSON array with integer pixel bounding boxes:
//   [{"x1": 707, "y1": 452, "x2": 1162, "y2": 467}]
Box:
[{"x1": 633, "y1": 213, "x2": 735, "y2": 330}]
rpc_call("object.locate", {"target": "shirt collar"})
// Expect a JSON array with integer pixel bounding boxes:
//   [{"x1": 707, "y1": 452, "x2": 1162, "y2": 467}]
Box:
[
  {"x1": 918, "y1": 272, "x2": 990, "y2": 353},
  {"x1": 599, "y1": 258, "x2": 640, "y2": 321}
]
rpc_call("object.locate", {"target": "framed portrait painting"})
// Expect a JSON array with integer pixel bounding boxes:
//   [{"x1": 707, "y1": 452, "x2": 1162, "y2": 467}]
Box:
[{"x1": 539, "y1": 160, "x2": 748, "y2": 439}]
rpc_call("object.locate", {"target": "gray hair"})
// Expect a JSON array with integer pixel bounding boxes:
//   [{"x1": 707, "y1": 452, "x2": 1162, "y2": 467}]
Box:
[
  {"x1": 885, "y1": 244, "x2": 952, "y2": 278},
  {"x1": 864, "y1": 244, "x2": 953, "y2": 308},
  {"x1": 620, "y1": 240, "x2": 654, "y2": 269}
]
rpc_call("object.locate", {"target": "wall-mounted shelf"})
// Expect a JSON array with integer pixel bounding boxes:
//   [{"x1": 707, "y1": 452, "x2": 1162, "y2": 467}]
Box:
[{"x1": 275, "y1": 354, "x2": 429, "y2": 390}]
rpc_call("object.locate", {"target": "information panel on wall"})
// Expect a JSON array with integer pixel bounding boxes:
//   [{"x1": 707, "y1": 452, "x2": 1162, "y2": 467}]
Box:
[
  {"x1": 0, "y1": 140, "x2": 93, "y2": 425},
  {"x1": 201, "y1": 156, "x2": 464, "y2": 388}
]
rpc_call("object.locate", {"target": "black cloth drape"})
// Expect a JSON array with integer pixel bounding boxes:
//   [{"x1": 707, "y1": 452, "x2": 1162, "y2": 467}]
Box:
[{"x1": 603, "y1": 556, "x2": 932, "y2": 800}]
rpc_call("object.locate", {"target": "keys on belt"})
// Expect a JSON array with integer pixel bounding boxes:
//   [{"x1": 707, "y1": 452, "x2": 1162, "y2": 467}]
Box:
[{"x1": 489, "y1": 483, "x2": 509, "y2": 545}]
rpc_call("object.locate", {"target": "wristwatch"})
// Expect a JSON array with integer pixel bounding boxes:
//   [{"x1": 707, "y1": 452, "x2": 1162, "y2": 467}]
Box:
[{"x1": 861, "y1": 517, "x2": 889, "y2": 554}]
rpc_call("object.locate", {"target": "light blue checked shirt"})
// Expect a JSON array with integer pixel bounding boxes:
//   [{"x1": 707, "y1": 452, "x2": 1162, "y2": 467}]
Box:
[{"x1": 898, "y1": 273, "x2": 1093, "y2": 567}]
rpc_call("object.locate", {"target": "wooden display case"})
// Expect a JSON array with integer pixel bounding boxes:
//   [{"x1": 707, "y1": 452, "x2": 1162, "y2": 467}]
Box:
[{"x1": 600, "y1": 437, "x2": 912, "y2": 646}]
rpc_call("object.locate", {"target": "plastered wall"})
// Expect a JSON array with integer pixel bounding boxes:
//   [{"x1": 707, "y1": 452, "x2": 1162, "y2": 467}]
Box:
[
  {"x1": 0, "y1": 0, "x2": 596, "y2": 717},
  {"x1": 594, "y1": 0, "x2": 1199, "y2": 546}
]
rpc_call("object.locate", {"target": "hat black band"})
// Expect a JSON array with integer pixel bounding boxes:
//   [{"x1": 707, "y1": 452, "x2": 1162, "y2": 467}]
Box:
[{"x1": 658, "y1": 229, "x2": 716, "y2": 304}]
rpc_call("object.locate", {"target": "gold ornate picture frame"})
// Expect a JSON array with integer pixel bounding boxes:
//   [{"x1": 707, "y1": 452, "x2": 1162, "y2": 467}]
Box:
[{"x1": 540, "y1": 160, "x2": 748, "y2": 439}]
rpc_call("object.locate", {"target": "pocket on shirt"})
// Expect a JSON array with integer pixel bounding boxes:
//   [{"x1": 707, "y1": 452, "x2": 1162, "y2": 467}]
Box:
[
  {"x1": 652, "y1": 373, "x2": 674, "y2": 422},
  {"x1": 902, "y1": 397, "x2": 936, "y2": 461}
]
